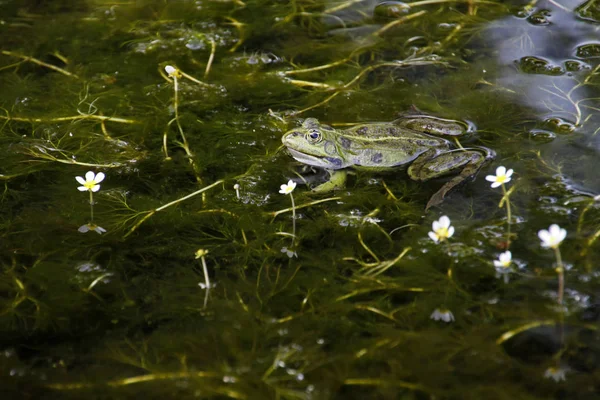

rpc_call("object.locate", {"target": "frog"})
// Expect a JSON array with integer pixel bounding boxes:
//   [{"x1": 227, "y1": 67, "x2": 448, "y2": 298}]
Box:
[{"x1": 281, "y1": 113, "x2": 494, "y2": 210}]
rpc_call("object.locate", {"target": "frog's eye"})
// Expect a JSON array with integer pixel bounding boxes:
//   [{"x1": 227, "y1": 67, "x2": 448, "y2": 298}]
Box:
[{"x1": 306, "y1": 129, "x2": 322, "y2": 143}]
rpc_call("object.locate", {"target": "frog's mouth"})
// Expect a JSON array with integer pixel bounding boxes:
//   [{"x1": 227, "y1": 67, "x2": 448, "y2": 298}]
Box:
[{"x1": 286, "y1": 148, "x2": 343, "y2": 169}]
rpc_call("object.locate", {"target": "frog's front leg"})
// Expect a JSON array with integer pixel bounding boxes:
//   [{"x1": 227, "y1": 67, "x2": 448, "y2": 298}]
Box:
[
  {"x1": 408, "y1": 148, "x2": 492, "y2": 210},
  {"x1": 311, "y1": 170, "x2": 348, "y2": 192}
]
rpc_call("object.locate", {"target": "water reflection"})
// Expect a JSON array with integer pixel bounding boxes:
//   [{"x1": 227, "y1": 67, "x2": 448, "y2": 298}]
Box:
[{"x1": 485, "y1": 0, "x2": 600, "y2": 194}]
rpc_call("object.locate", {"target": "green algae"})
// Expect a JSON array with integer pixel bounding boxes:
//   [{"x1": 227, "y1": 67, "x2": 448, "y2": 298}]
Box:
[{"x1": 1, "y1": 0, "x2": 600, "y2": 399}]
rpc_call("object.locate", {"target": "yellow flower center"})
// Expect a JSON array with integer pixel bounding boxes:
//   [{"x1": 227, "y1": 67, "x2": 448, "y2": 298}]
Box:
[
  {"x1": 436, "y1": 227, "x2": 449, "y2": 240},
  {"x1": 84, "y1": 181, "x2": 96, "y2": 190}
]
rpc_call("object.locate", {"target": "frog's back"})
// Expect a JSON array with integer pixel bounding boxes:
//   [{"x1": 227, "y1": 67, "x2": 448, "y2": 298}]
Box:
[
  {"x1": 339, "y1": 123, "x2": 447, "y2": 168},
  {"x1": 344, "y1": 122, "x2": 445, "y2": 142}
]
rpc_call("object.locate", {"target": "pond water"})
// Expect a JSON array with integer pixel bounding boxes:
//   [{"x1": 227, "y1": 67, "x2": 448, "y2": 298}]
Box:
[{"x1": 1, "y1": 0, "x2": 600, "y2": 399}]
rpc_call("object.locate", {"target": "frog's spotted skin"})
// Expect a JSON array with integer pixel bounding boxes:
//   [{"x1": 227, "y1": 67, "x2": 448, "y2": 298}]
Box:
[{"x1": 282, "y1": 115, "x2": 494, "y2": 210}]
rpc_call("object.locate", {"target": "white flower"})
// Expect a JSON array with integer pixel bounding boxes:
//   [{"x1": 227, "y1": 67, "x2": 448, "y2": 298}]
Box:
[
  {"x1": 485, "y1": 166, "x2": 514, "y2": 188},
  {"x1": 76, "y1": 171, "x2": 105, "y2": 192},
  {"x1": 430, "y1": 308, "x2": 455, "y2": 323},
  {"x1": 281, "y1": 247, "x2": 298, "y2": 258},
  {"x1": 279, "y1": 180, "x2": 297, "y2": 195},
  {"x1": 78, "y1": 223, "x2": 107, "y2": 234},
  {"x1": 493, "y1": 251, "x2": 512, "y2": 268},
  {"x1": 544, "y1": 366, "x2": 568, "y2": 382},
  {"x1": 494, "y1": 251, "x2": 513, "y2": 283},
  {"x1": 165, "y1": 65, "x2": 178, "y2": 77},
  {"x1": 428, "y1": 215, "x2": 454, "y2": 243},
  {"x1": 538, "y1": 224, "x2": 567, "y2": 249}
]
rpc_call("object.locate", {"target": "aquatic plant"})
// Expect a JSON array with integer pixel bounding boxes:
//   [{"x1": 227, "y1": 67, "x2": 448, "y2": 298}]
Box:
[
  {"x1": 430, "y1": 308, "x2": 455, "y2": 323},
  {"x1": 428, "y1": 215, "x2": 454, "y2": 243},
  {"x1": 279, "y1": 179, "x2": 297, "y2": 257},
  {"x1": 195, "y1": 248, "x2": 211, "y2": 308},
  {"x1": 544, "y1": 366, "x2": 568, "y2": 382},
  {"x1": 75, "y1": 171, "x2": 106, "y2": 234},
  {"x1": 538, "y1": 224, "x2": 567, "y2": 305},
  {"x1": 1, "y1": 0, "x2": 598, "y2": 398},
  {"x1": 486, "y1": 166, "x2": 515, "y2": 248},
  {"x1": 485, "y1": 166, "x2": 513, "y2": 188},
  {"x1": 493, "y1": 250, "x2": 512, "y2": 283}
]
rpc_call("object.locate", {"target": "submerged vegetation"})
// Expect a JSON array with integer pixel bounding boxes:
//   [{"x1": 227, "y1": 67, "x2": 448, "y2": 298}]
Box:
[{"x1": 1, "y1": 0, "x2": 600, "y2": 398}]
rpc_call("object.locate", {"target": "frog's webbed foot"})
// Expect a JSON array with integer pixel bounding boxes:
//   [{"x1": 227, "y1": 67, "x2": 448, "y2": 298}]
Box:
[
  {"x1": 310, "y1": 170, "x2": 348, "y2": 193},
  {"x1": 408, "y1": 148, "x2": 494, "y2": 211}
]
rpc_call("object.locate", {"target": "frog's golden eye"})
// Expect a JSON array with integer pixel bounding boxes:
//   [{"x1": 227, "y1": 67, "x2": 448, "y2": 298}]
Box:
[{"x1": 306, "y1": 129, "x2": 322, "y2": 143}]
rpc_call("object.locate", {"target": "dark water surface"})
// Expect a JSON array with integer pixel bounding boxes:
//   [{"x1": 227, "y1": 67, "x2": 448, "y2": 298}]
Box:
[{"x1": 1, "y1": 0, "x2": 600, "y2": 398}]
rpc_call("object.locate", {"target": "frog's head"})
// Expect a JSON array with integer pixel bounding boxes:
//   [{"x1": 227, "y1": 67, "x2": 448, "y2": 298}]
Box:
[{"x1": 282, "y1": 118, "x2": 348, "y2": 169}]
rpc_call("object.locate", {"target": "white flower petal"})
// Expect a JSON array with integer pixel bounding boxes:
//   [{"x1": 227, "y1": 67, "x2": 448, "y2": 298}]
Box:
[
  {"x1": 557, "y1": 228, "x2": 567, "y2": 242},
  {"x1": 500, "y1": 251, "x2": 511, "y2": 263},
  {"x1": 430, "y1": 308, "x2": 454, "y2": 323},
  {"x1": 76, "y1": 176, "x2": 86, "y2": 185},
  {"x1": 505, "y1": 169, "x2": 514, "y2": 178},
  {"x1": 496, "y1": 166, "x2": 506, "y2": 176},
  {"x1": 485, "y1": 175, "x2": 496, "y2": 182},
  {"x1": 544, "y1": 367, "x2": 567, "y2": 382},
  {"x1": 493, "y1": 260, "x2": 503, "y2": 267},
  {"x1": 78, "y1": 224, "x2": 90, "y2": 233},
  {"x1": 428, "y1": 232, "x2": 439, "y2": 242},
  {"x1": 94, "y1": 172, "x2": 105, "y2": 183},
  {"x1": 538, "y1": 229, "x2": 550, "y2": 243},
  {"x1": 77, "y1": 186, "x2": 88, "y2": 192},
  {"x1": 539, "y1": 225, "x2": 566, "y2": 248},
  {"x1": 439, "y1": 216, "x2": 450, "y2": 228},
  {"x1": 447, "y1": 226, "x2": 455, "y2": 238},
  {"x1": 91, "y1": 185, "x2": 101, "y2": 192},
  {"x1": 165, "y1": 65, "x2": 176, "y2": 75},
  {"x1": 432, "y1": 220, "x2": 440, "y2": 231},
  {"x1": 85, "y1": 171, "x2": 95, "y2": 181}
]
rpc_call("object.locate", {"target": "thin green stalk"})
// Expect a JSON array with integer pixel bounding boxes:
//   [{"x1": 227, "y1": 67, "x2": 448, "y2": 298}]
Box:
[
  {"x1": 553, "y1": 245, "x2": 565, "y2": 367},
  {"x1": 195, "y1": 249, "x2": 211, "y2": 308},
  {"x1": 502, "y1": 183, "x2": 512, "y2": 247},
  {"x1": 444, "y1": 240, "x2": 452, "y2": 303},
  {"x1": 89, "y1": 191, "x2": 94, "y2": 222},
  {"x1": 290, "y1": 192, "x2": 296, "y2": 247},
  {"x1": 170, "y1": 70, "x2": 201, "y2": 183},
  {"x1": 553, "y1": 247, "x2": 564, "y2": 305},
  {"x1": 201, "y1": 255, "x2": 210, "y2": 308},
  {"x1": 171, "y1": 74, "x2": 188, "y2": 149}
]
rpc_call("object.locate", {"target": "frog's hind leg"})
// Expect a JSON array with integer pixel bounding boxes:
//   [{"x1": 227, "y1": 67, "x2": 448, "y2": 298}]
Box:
[{"x1": 408, "y1": 148, "x2": 493, "y2": 210}]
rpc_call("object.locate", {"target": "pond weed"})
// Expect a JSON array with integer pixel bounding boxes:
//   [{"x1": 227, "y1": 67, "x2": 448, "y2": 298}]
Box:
[{"x1": 1, "y1": 0, "x2": 600, "y2": 398}]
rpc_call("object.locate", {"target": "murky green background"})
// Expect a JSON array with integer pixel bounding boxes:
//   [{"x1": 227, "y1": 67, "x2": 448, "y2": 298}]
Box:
[{"x1": 1, "y1": 0, "x2": 600, "y2": 398}]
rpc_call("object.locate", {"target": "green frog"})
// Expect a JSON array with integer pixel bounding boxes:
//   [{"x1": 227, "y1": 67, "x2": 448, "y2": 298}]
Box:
[{"x1": 281, "y1": 114, "x2": 494, "y2": 210}]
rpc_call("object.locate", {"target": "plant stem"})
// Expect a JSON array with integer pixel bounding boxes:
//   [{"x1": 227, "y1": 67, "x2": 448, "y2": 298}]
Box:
[
  {"x1": 201, "y1": 255, "x2": 210, "y2": 308},
  {"x1": 445, "y1": 241, "x2": 452, "y2": 303},
  {"x1": 290, "y1": 193, "x2": 296, "y2": 247},
  {"x1": 89, "y1": 191, "x2": 94, "y2": 222},
  {"x1": 170, "y1": 71, "x2": 201, "y2": 182},
  {"x1": 554, "y1": 247, "x2": 564, "y2": 305},
  {"x1": 502, "y1": 183, "x2": 512, "y2": 247}
]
